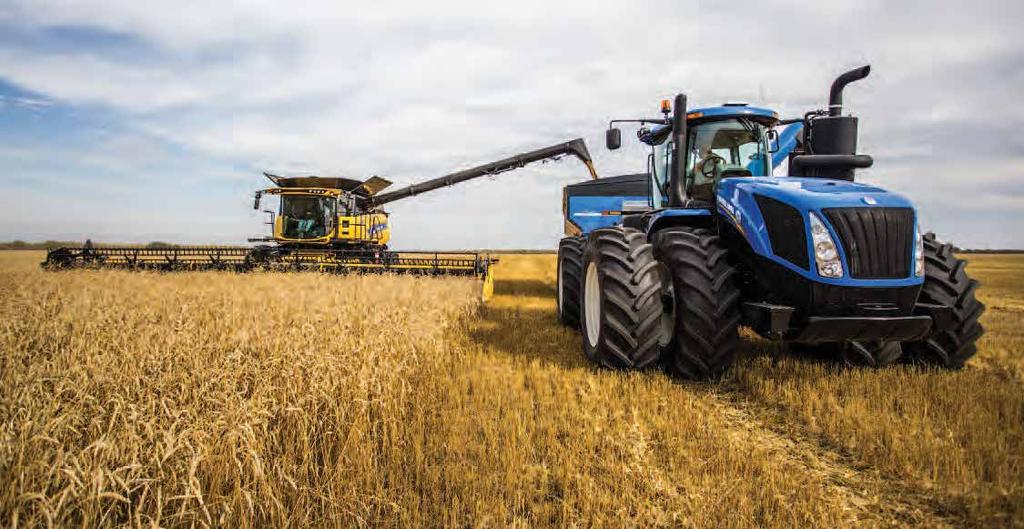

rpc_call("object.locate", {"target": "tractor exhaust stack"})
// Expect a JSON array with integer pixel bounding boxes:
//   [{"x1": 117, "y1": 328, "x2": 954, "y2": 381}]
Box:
[{"x1": 828, "y1": 65, "x2": 871, "y2": 117}]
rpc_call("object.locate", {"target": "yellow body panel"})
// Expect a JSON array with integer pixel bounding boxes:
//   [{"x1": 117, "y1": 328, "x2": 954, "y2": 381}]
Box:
[
  {"x1": 481, "y1": 266, "x2": 495, "y2": 303},
  {"x1": 334, "y1": 213, "x2": 391, "y2": 246}
]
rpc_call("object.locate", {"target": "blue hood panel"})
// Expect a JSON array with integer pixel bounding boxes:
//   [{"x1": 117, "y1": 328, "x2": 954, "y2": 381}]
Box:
[
  {"x1": 720, "y1": 177, "x2": 914, "y2": 209},
  {"x1": 716, "y1": 177, "x2": 921, "y2": 287}
]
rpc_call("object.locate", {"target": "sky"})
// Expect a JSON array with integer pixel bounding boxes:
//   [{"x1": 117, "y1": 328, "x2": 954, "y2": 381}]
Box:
[{"x1": 0, "y1": 0, "x2": 1021, "y2": 249}]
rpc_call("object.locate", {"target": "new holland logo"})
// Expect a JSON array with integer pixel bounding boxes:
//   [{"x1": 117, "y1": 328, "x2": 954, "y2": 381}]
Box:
[{"x1": 863, "y1": 196, "x2": 878, "y2": 205}]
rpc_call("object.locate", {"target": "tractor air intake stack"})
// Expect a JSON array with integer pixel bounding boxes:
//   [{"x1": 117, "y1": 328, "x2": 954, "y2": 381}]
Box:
[{"x1": 789, "y1": 65, "x2": 873, "y2": 181}]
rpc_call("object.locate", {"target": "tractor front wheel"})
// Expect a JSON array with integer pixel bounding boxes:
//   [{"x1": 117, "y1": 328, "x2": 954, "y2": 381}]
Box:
[
  {"x1": 653, "y1": 227, "x2": 740, "y2": 380},
  {"x1": 579, "y1": 227, "x2": 664, "y2": 369},
  {"x1": 790, "y1": 340, "x2": 903, "y2": 367},
  {"x1": 904, "y1": 233, "x2": 985, "y2": 368},
  {"x1": 556, "y1": 236, "x2": 585, "y2": 328}
]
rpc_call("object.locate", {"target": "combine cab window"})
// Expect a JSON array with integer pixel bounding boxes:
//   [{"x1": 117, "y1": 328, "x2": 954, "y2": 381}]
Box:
[
  {"x1": 280, "y1": 195, "x2": 336, "y2": 239},
  {"x1": 685, "y1": 118, "x2": 770, "y2": 201}
]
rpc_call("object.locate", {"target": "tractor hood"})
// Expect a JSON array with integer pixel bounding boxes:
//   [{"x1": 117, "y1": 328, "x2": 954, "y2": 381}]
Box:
[
  {"x1": 716, "y1": 176, "x2": 920, "y2": 287},
  {"x1": 717, "y1": 176, "x2": 914, "y2": 211}
]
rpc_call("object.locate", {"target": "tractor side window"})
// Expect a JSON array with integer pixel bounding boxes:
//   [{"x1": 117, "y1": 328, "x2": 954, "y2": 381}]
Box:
[{"x1": 651, "y1": 141, "x2": 672, "y2": 207}]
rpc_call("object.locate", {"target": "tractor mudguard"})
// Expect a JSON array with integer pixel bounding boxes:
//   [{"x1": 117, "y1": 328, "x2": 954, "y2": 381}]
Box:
[{"x1": 644, "y1": 208, "x2": 713, "y2": 234}]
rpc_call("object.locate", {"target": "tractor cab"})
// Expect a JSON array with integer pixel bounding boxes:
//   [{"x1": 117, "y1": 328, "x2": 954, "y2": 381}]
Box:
[{"x1": 633, "y1": 104, "x2": 779, "y2": 208}]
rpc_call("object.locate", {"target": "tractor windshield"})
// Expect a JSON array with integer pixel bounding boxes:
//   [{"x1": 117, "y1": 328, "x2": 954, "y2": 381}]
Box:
[
  {"x1": 280, "y1": 194, "x2": 336, "y2": 239},
  {"x1": 685, "y1": 118, "x2": 770, "y2": 201}
]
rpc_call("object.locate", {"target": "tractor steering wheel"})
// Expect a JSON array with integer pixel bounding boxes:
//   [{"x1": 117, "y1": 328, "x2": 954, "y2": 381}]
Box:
[{"x1": 700, "y1": 153, "x2": 726, "y2": 179}]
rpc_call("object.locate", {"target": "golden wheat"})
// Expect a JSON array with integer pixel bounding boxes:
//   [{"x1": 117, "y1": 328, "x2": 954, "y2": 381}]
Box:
[{"x1": 2, "y1": 251, "x2": 1022, "y2": 527}]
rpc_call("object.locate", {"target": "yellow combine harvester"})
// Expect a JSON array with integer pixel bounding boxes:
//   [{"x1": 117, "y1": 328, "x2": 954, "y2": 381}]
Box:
[{"x1": 43, "y1": 138, "x2": 597, "y2": 299}]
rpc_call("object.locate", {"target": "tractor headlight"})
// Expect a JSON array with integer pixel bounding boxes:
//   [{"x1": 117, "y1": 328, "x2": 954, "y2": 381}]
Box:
[
  {"x1": 809, "y1": 212, "x2": 844, "y2": 278},
  {"x1": 914, "y1": 226, "x2": 924, "y2": 277}
]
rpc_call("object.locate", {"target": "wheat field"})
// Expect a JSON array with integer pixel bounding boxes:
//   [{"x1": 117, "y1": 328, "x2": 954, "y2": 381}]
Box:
[{"x1": 1, "y1": 251, "x2": 1021, "y2": 528}]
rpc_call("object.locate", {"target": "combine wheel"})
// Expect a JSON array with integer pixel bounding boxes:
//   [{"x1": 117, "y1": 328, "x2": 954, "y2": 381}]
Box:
[
  {"x1": 653, "y1": 227, "x2": 740, "y2": 380},
  {"x1": 579, "y1": 227, "x2": 664, "y2": 369},
  {"x1": 556, "y1": 236, "x2": 585, "y2": 328},
  {"x1": 904, "y1": 233, "x2": 985, "y2": 368}
]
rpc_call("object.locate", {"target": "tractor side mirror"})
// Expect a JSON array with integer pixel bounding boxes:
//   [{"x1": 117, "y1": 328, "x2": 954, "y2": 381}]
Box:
[
  {"x1": 606, "y1": 128, "x2": 622, "y2": 150},
  {"x1": 253, "y1": 191, "x2": 262, "y2": 210},
  {"x1": 766, "y1": 129, "x2": 780, "y2": 154},
  {"x1": 262, "y1": 210, "x2": 275, "y2": 226}
]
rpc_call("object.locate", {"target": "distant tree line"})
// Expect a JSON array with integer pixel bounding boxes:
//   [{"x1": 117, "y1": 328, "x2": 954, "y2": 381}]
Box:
[{"x1": 0, "y1": 241, "x2": 180, "y2": 250}]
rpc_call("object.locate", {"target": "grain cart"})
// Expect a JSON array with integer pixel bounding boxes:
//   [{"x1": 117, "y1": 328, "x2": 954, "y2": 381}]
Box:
[{"x1": 556, "y1": 66, "x2": 983, "y2": 377}]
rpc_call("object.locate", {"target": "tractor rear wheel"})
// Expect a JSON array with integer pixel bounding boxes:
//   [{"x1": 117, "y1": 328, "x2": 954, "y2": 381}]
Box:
[
  {"x1": 904, "y1": 233, "x2": 985, "y2": 368},
  {"x1": 653, "y1": 227, "x2": 740, "y2": 380},
  {"x1": 579, "y1": 227, "x2": 664, "y2": 369},
  {"x1": 556, "y1": 236, "x2": 585, "y2": 328}
]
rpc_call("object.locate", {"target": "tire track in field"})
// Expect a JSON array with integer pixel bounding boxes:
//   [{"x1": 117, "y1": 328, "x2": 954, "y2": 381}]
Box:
[{"x1": 696, "y1": 384, "x2": 966, "y2": 528}]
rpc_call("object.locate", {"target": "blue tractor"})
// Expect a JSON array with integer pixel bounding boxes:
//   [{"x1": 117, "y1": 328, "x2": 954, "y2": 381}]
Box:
[{"x1": 556, "y1": 66, "x2": 984, "y2": 378}]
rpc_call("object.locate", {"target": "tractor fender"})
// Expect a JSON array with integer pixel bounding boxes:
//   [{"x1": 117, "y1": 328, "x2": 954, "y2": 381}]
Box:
[{"x1": 645, "y1": 208, "x2": 713, "y2": 235}]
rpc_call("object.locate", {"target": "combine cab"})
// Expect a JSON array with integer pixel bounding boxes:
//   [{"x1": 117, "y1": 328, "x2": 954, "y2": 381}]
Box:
[
  {"x1": 557, "y1": 66, "x2": 985, "y2": 375},
  {"x1": 44, "y1": 138, "x2": 598, "y2": 300}
]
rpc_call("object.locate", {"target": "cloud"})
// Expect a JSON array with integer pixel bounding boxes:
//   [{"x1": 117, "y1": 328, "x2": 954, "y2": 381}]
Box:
[{"x1": 0, "y1": 0, "x2": 1022, "y2": 247}]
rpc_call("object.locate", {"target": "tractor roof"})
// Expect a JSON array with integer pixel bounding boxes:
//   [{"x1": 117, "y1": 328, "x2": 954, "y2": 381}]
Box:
[
  {"x1": 687, "y1": 104, "x2": 778, "y2": 123},
  {"x1": 262, "y1": 173, "x2": 393, "y2": 196},
  {"x1": 641, "y1": 104, "x2": 779, "y2": 146}
]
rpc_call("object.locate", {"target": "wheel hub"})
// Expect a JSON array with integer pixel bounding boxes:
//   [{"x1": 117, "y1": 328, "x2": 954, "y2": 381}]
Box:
[{"x1": 584, "y1": 262, "x2": 601, "y2": 347}]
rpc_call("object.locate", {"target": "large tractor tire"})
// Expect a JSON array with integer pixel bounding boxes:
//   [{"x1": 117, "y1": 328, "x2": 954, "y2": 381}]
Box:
[
  {"x1": 556, "y1": 236, "x2": 585, "y2": 328},
  {"x1": 579, "y1": 227, "x2": 664, "y2": 369},
  {"x1": 904, "y1": 233, "x2": 985, "y2": 368},
  {"x1": 653, "y1": 227, "x2": 740, "y2": 380}
]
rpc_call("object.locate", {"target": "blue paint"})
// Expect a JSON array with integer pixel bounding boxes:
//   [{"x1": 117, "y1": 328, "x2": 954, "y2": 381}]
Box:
[
  {"x1": 745, "y1": 153, "x2": 770, "y2": 176},
  {"x1": 715, "y1": 177, "x2": 922, "y2": 287},
  {"x1": 772, "y1": 122, "x2": 803, "y2": 168},
  {"x1": 567, "y1": 195, "x2": 649, "y2": 234},
  {"x1": 689, "y1": 105, "x2": 779, "y2": 122},
  {"x1": 645, "y1": 208, "x2": 712, "y2": 232}
]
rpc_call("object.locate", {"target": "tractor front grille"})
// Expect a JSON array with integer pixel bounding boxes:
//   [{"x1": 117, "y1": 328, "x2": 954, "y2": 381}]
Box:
[
  {"x1": 755, "y1": 194, "x2": 809, "y2": 269},
  {"x1": 823, "y1": 207, "x2": 914, "y2": 279}
]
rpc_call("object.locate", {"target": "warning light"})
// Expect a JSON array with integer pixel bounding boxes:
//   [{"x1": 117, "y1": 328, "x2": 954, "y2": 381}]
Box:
[{"x1": 660, "y1": 99, "x2": 671, "y2": 114}]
